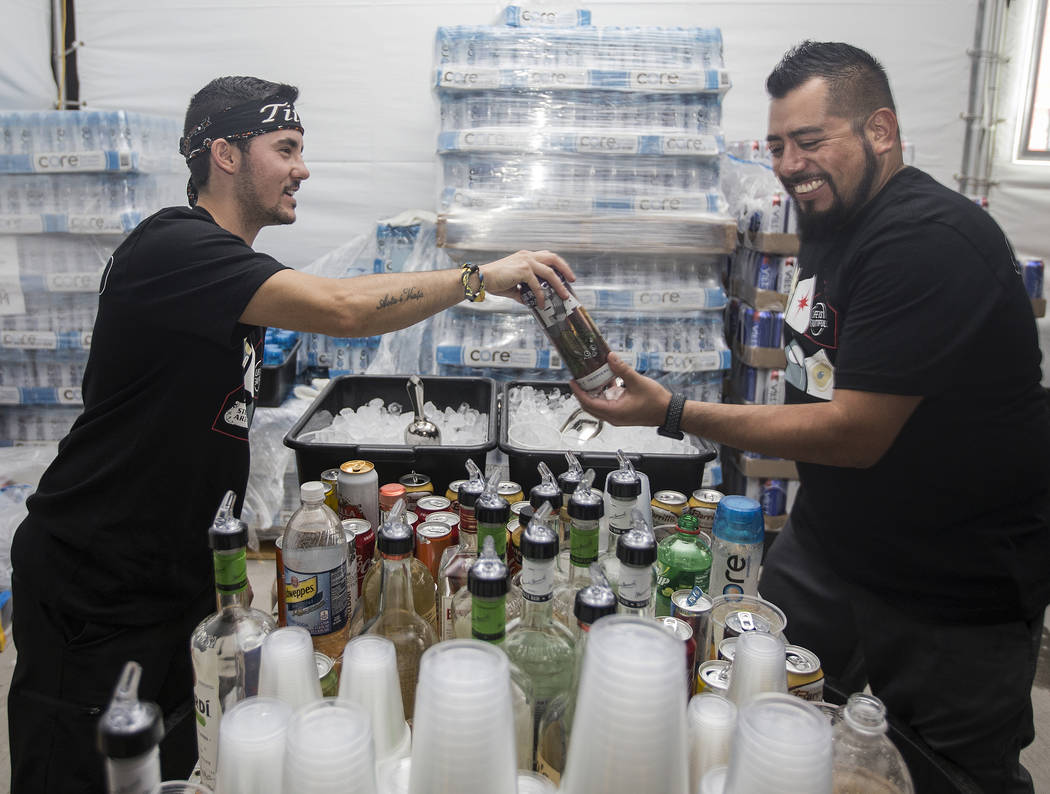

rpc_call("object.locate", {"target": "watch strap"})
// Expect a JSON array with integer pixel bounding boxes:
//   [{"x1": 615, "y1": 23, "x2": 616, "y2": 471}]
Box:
[{"x1": 657, "y1": 392, "x2": 686, "y2": 440}]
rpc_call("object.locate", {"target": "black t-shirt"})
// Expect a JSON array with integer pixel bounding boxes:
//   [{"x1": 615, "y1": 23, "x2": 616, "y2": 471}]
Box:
[
  {"x1": 784, "y1": 167, "x2": 1050, "y2": 624},
  {"x1": 12, "y1": 206, "x2": 287, "y2": 625}
]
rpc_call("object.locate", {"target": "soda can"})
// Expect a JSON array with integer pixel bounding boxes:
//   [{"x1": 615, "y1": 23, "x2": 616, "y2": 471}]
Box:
[
  {"x1": 724, "y1": 609, "x2": 773, "y2": 638},
  {"x1": 740, "y1": 364, "x2": 759, "y2": 403},
  {"x1": 415, "y1": 494, "x2": 452, "y2": 520},
  {"x1": 778, "y1": 257, "x2": 797, "y2": 296},
  {"x1": 760, "y1": 479, "x2": 788, "y2": 517},
  {"x1": 404, "y1": 511, "x2": 419, "y2": 530},
  {"x1": 398, "y1": 471, "x2": 434, "y2": 506},
  {"x1": 764, "y1": 369, "x2": 786, "y2": 406},
  {"x1": 315, "y1": 651, "x2": 339, "y2": 698},
  {"x1": 379, "y1": 482, "x2": 407, "y2": 521},
  {"x1": 415, "y1": 520, "x2": 454, "y2": 581},
  {"x1": 1023, "y1": 259, "x2": 1044, "y2": 299},
  {"x1": 342, "y1": 518, "x2": 374, "y2": 598},
  {"x1": 321, "y1": 468, "x2": 340, "y2": 514},
  {"x1": 669, "y1": 587, "x2": 713, "y2": 671},
  {"x1": 755, "y1": 310, "x2": 777, "y2": 348},
  {"x1": 497, "y1": 481, "x2": 524, "y2": 506},
  {"x1": 717, "y1": 636, "x2": 737, "y2": 662},
  {"x1": 651, "y1": 490, "x2": 688, "y2": 526},
  {"x1": 695, "y1": 659, "x2": 731, "y2": 696},
  {"x1": 740, "y1": 304, "x2": 754, "y2": 348},
  {"x1": 687, "y1": 489, "x2": 723, "y2": 533},
  {"x1": 655, "y1": 615, "x2": 696, "y2": 700},
  {"x1": 274, "y1": 534, "x2": 287, "y2": 627},
  {"x1": 756, "y1": 254, "x2": 778, "y2": 291},
  {"x1": 446, "y1": 479, "x2": 467, "y2": 511},
  {"x1": 427, "y1": 510, "x2": 460, "y2": 545},
  {"x1": 338, "y1": 460, "x2": 379, "y2": 527},
  {"x1": 786, "y1": 644, "x2": 825, "y2": 702}
]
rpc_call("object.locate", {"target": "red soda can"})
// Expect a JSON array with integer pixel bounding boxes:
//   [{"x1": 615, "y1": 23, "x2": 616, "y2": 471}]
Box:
[
  {"x1": 655, "y1": 615, "x2": 697, "y2": 700},
  {"x1": 415, "y1": 520, "x2": 454, "y2": 581},
  {"x1": 379, "y1": 483, "x2": 407, "y2": 521},
  {"x1": 415, "y1": 495, "x2": 452, "y2": 521},
  {"x1": 404, "y1": 511, "x2": 419, "y2": 531},
  {"x1": 342, "y1": 518, "x2": 375, "y2": 597}
]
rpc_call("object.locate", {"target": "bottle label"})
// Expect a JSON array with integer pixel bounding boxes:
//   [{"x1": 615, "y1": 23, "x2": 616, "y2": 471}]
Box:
[
  {"x1": 477, "y1": 522, "x2": 507, "y2": 559},
  {"x1": 284, "y1": 560, "x2": 349, "y2": 635},
  {"x1": 607, "y1": 498, "x2": 635, "y2": 534},
  {"x1": 213, "y1": 550, "x2": 248, "y2": 594},
  {"x1": 193, "y1": 665, "x2": 220, "y2": 789},
  {"x1": 709, "y1": 541, "x2": 761, "y2": 598},
  {"x1": 655, "y1": 561, "x2": 711, "y2": 612},
  {"x1": 617, "y1": 565, "x2": 653, "y2": 609},
  {"x1": 521, "y1": 558, "x2": 555, "y2": 601},
  {"x1": 569, "y1": 524, "x2": 600, "y2": 567},
  {"x1": 574, "y1": 361, "x2": 614, "y2": 393},
  {"x1": 471, "y1": 595, "x2": 506, "y2": 643},
  {"x1": 440, "y1": 593, "x2": 457, "y2": 642}
]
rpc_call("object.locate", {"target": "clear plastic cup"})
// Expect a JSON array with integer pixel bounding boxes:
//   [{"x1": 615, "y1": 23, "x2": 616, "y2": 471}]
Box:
[
  {"x1": 560, "y1": 616, "x2": 690, "y2": 794},
  {"x1": 700, "y1": 765, "x2": 728, "y2": 794},
  {"x1": 725, "y1": 693, "x2": 832, "y2": 793},
  {"x1": 517, "y1": 771, "x2": 558, "y2": 792},
  {"x1": 339, "y1": 635, "x2": 411, "y2": 764},
  {"x1": 149, "y1": 785, "x2": 212, "y2": 794},
  {"x1": 376, "y1": 756, "x2": 411, "y2": 794},
  {"x1": 214, "y1": 696, "x2": 291, "y2": 794},
  {"x1": 409, "y1": 640, "x2": 517, "y2": 794},
  {"x1": 726, "y1": 630, "x2": 788, "y2": 706},
  {"x1": 258, "y1": 626, "x2": 323, "y2": 709},
  {"x1": 282, "y1": 698, "x2": 377, "y2": 793},
  {"x1": 688, "y1": 693, "x2": 737, "y2": 792}
]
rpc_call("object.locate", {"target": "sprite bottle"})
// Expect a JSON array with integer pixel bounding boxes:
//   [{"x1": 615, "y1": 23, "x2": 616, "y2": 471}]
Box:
[{"x1": 655, "y1": 513, "x2": 712, "y2": 616}]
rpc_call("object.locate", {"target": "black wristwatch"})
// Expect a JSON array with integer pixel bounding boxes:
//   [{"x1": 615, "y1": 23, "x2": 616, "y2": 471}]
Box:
[{"x1": 657, "y1": 392, "x2": 686, "y2": 440}]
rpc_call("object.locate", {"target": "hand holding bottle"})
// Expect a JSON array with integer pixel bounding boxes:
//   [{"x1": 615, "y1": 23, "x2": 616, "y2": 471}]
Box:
[{"x1": 569, "y1": 352, "x2": 672, "y2": 426}]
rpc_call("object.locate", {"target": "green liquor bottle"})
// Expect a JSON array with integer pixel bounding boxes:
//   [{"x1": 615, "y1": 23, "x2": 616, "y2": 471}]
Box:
[
  {"x1": 552, "y1": 469, "x2": 604, "y2": 630},
  {"x1": 655, "y1": 512, "x2": 712, "y2": 616}
]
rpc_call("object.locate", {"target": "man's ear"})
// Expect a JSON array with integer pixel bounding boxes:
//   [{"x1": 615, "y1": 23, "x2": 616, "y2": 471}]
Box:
[
  {"x1": 209, "y1": 138, "x2": 240, "y2": 177},
  {"x1": 865, "y1": 108, "x2": 899, "y2": 156}
]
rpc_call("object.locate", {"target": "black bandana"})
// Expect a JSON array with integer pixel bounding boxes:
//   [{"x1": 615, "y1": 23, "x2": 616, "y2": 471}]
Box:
[{"x1": 179, "y1": 95, "x2": 304, "y2": 205}]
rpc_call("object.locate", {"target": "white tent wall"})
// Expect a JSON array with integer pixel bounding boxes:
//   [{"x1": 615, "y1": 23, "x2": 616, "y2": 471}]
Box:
[
  {"x1": 70, "y1": 0, "x2": 980, "y2": 269},
  {"x1": 0, "y1": 0, "x2": 61, "y2": 108}
]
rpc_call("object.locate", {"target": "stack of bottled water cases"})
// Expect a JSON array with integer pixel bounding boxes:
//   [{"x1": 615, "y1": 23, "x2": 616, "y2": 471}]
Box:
[
  {"x1": 429, "y1": 13, "x2": 735, "y2": 434},
  {"x1": 0, "y1": 111, "x2": 184, "y2": 445},
  {"x1": 300, "y1": 221, "x2": 421, "y2": 376}
]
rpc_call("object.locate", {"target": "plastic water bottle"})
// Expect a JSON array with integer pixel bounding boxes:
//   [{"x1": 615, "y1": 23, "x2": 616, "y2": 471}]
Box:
[
  {"x1": 97, "y1": 661, "x2": 163, "y2": 794},
  {"x1": 707, "y1": 495, "x2": 764, "y2": 598}
]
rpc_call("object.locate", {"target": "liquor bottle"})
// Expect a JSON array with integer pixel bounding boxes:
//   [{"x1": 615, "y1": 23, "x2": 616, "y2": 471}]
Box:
[
  {"x1": 832, "y1": 693, "x2": 916, "y2": 793},
  {"x1": 367, "y1": 499, "x2": 437, "y2": 721},
  {"x1": 535, "y1": 569, "x2": 617, "y2": 784},
  {"x1": 556, "y1": 451, "x2": 584, "y2": 542},
  {"x1": 191, "y1": 491, "x2": 277, "y2": 789},
  {"x1": 552, "y1": 470, "x2": 604, "y2": 630},
  {"x1": 615, "y1": 525, "x2": 658, "y2": 618},
  {"x1": 450, "y1": 472, "x2": 506, "y2": 638},
  {"x1": 281, "y1": 481, "x2": 351, "y2": 659},
  {"x1": 435, "y1": 459, "x2": 486, "y2": 640},
  {"x1": 655, "y1": 512, "x2": 713, "y2": 616},
  {"x1": 504, "y1": 506, "x2": 576, "y2": 768},
  {"x1": 529, "y1": 461, "x2": 563, "y2": 535},
  {"x1": 358, "y1": 545, "x2": 438, "y2": 636},
  {"x1": 468, "y1": 535, "x2": 509, "y2": 644},
  {"x1": 520, "y1": 272, "x2": 617, "y2": 396},
  {"x1": 597, "y1": 454, "x2": 643, "y2": 591},
  {"x1": 708, "y1": 495, "x2": 764, "y2": 599},
  {"x1": 97, "y1": 661, "x2": 162, "y2": 794}
]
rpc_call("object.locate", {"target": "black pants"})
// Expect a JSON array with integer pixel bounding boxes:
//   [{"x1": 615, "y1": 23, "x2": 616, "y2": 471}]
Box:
[
  {"x1": 8, "y1": 577, "x2": 214, "y2": 793},
  {"x1": 759, "y1": 520, "x2": 1043, "y2": 794}
]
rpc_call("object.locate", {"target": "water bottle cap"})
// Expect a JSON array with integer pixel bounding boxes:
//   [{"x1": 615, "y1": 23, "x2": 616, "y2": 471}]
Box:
[
  {"x1": 616, "y1": 528, "x2": 657, "y2": 566},
  {"x1": 712, "y1": 495, "x2": 764, "y2": 544},
  {"x1": 300, "y1": 481, "x2": 326, "y2": 503}
]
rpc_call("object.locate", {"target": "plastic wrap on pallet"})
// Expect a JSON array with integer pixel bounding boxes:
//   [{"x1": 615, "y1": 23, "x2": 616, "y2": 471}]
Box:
[
  {"x1": 0, "y1": 356, "x2": 87, "y2": 390},
  {"x1": 0, "y1": 110, "x2": 183, "y2": 174},
  {"x1": 441, "y1": 185, "x2": 728, "y2": 217},
  {"x1": 435, "y1": 25, "x2": 725, "y2": 72},
  {"x1": 1, "y1": 291, "x2": 98, "y2": 334},
  {"x1": 503, "y1": 5, "x2": 592, "y2": 27},
  {"x1": 439, "y1": 91, "x2": 723, "y2": 133},
  {"x1": 0, "y1": 173, "x2": 185, "y2": 235},
  {"x1": 729, "y1": 248, "x2": 797, "y2": 295},
  {"x1": 0, "y1": 407, "x2": 76, "y2": 445},
  {"x1": 438, "y1": 209, "x2": 737, "y2": 253},
  {"x1": 0, "y1": 235, "x2": 113, "y2": 297},
  {"x1": 438, "y1": 128, "x2": 724, "y2": 157},
  {"x1": 721, "y1": 151, "x2": 797, "y2": 236}
]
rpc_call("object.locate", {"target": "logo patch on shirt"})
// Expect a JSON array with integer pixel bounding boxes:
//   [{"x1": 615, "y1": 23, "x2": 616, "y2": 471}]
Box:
[{"x1": 211, "y1": 335, "x2": 260, "y2": 441}]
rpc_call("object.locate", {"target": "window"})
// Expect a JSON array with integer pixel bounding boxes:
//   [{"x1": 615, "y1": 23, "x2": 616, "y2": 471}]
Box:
[{"x1": 1018, "y1": 0, "x2": 1050, "y2": 159}]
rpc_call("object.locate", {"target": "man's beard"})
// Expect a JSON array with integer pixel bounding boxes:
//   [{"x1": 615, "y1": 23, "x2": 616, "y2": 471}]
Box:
[
  {"x1": 235, "y1": 164, "x2": 296, "y2": 229},
  {"x1": 793, "y1": 140, "x2": 878, "y2": 241}
]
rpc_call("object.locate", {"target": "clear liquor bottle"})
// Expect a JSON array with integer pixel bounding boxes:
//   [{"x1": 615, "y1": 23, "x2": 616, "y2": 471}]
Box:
[
  {"x1": 281, "y1": 481, "x2": 350, "y2": 659},
  {"x1": 535, "y1": 572, "x2": 617, "y2": 784},
  {"x1": 655, "y1": 512, "x2": 712, "y2": 616},
  {"x1": 436, "y1": 460, "x2": 485, "y2": 640},
  {"x1": 597, "y1": 455, "x2": 643, "y2": 592},
  {"x1": 367, "y1": 500, "x2": 437, "y2": 721},
  {"x1": 357, "y1": 550, "x2": 438, "y2": 637},
  {"x1": 552, "y1": 470, "x2": 604, "y2": 630},
  {"x1": 191, "y1": 491, "x2": 277, "y2": 790},
  {"x1": 556, "y1": 452, "x2": 584, "y2": 542},
  {"x1": 615, "y1": 526, "x2": 658, "y2": 618},
  {"x1": 504, "y1": 508, "x2": 576, "y2": 770},
  {"x1": 450, "y1": 472, "x2": 506, "y2": 639}
]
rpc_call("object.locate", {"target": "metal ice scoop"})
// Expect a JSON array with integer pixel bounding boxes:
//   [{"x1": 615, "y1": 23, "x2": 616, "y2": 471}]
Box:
[
  {"x1": 560, "y1": 406, "x2": 604, "y2": 443},
  {"x1": 404, "y1": 375, "x2": 441, "y2": 445}
]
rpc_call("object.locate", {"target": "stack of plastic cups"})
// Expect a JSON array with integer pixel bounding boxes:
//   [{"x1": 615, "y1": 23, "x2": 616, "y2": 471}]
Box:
[
  {"x1": 724, "y1": 693, "x2": 833, "y2": 793},
  {"x1": 700, "y1": 766, "x2": 729, "y2": 794},
  {"x1": 213, "y1": 697, "x2": 291, "y2": 794},
  {"x1": 257, "y1": 626, "x2": 323, "y2": 709},
  {"x1": 408, "y1": 640, "x2": 518, "y2": 794},
  {"x1": 376, "y1": 757, "x2": 412, "y2": 794},
  {"x1": 282, "y1": 699, "x2": 378, "y2": 794},
  {"x1": 726, "y1": 630, "x2": 788, "y2": 706},
  {"x1": 687, "y1": 693, "x2": 738, "y2": 793},
  {"x1": 517, "y1": 771, "x2": 558, "y2": 792},
  {"x1": 338, "y1": 636, "x2": 412, "y2": 770},
  {"x1": 560, "y1": 616, "x2": 690, "y2": 794}
]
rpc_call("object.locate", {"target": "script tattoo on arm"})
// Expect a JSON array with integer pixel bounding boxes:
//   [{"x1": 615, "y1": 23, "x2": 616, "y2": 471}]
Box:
[{"x1": 376, "y1": 286, "x2": 425, "y2": 311}]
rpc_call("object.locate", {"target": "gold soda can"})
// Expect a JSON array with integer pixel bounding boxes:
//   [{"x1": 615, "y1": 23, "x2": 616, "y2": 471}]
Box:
[
  {"x1": 315, "y1": 651, "x2": 339, "y2": 697},
  {"x1": 786, "y1": 644, "x2": 825, "y2": 702},
  {"x1": 321, "y1": 468, "x2": 340, "y2": 514},
  {"x1": 651, "y1": 490, "x2": 688, "y2": 526},
  {"x1": 688, "y1": 488, "x2": 724, "y2": 533}
]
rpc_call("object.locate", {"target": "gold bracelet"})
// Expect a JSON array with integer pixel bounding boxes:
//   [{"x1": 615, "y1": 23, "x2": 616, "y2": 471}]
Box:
[{"x1": 460, "y1": 262, "x2": 485, "y2": 302}]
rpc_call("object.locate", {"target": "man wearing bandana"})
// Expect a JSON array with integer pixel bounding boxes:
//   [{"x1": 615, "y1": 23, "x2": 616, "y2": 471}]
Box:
[
  {"x1": 7, "y1": 76, "x2": 573, "y2": 791},
  {"x1": 573, "y1": 44, "x2": 1050, "y2": 791}
]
